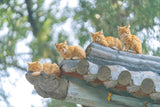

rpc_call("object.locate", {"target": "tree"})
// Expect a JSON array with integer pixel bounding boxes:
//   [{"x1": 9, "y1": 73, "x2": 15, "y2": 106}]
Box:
[
  {"x1": 72, "y1": 0, "x2": 160, "y2": 54},
  {"x1": 0, "y1": 0, "x2": 69, "y2": 105}
]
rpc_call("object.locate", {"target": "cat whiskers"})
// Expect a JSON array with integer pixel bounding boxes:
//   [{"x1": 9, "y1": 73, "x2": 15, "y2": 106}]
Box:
[
  {"x1": 96, "y1": 38, "x2": 101, "y2": 41},
  {"x1": 121, "y1": 33, "x2": 129, "y2": 38},
  {"x1": 63, "y1": 48, "x2": 67, "y2": 53}
]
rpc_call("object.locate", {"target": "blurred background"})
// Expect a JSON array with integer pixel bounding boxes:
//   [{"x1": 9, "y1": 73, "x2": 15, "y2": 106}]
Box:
[{"x1": 0, "y1": 0, "x2": 160, "y2": 107}]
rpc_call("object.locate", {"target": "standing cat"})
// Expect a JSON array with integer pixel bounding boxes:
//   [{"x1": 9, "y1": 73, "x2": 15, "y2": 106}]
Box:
[
  {"x1": 117, "y1": 24, "x2": 142, "y2": 54},
  {"x1": 27, "y1": 59, "x2": 60, "y2": 77},
  {"x1": 90, "y1": 30, "x2": 123, "y2": 50},
  {"x1": 55, "y1": 40, "x2": 86, "y2": 60}
]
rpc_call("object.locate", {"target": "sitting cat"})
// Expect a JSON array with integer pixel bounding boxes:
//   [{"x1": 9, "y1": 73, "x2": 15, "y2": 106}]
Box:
[
  {"x1": 55, "y1": 40, "x2": 86, "y2": 60},
  {"x1": 90, "y1": 30, "x2": 123, "y2": 50},
  {"x1": 27, "y1": 59, "x2": 60, "y2": 77},
  {"x1": 117, "y1": 24, "x2": 142, "y2": 54}
]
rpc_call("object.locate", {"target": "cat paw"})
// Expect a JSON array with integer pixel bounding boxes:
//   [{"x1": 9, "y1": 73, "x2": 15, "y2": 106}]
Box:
[
  {"x1": 64, "y1": 58, "x2": 71, "y2": 60},
  {"x1": 124, "y1": 49, "x2": 128, "y2": 52},
  {"x1": 111, "y1": 47, "x2": 119, "y2": 50},
  {"x1": 72, "y1": 57, "x2": 79, "y2": 59},
  {"x1": 32, "y1": 71, "x2": 41, "y2": 76}
]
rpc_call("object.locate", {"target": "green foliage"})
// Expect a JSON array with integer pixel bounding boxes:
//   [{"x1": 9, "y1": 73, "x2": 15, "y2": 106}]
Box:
[{"x1": 72, "y1": 0, "x2": 160, "y2": 54}]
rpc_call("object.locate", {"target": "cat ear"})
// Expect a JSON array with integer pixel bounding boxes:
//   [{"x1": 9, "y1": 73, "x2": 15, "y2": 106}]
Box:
[
  {"x1": 37, "y1": 59, "x2": 40, "y2": 62},
  {"x1": 126, "y1": 24, "x2": 130, "y2": 28},
  {"x1": 55, "y1": 43, "x2": 58, "y2": 47},
  {"x1": 64, "y1": 40, "x2": 67, "y2": 44},
  {"x1": 90, "y1": 32, "x2": 94, "y2": 36},
  {"x1": 27, "y1": 63, "x2": 31, "y2": 65},
  {"x1": 117, "y1": 26, "x2": 122, "y2": 30},
  {"x1": 100, "y1": 29, "x2": 103, "y2": 34},
  {"x1": 36, "y1": 60, "x2": 40, "y2": 63},
  {"x1": 33, "y1": 59, "x2": 40, "y2": 64}
]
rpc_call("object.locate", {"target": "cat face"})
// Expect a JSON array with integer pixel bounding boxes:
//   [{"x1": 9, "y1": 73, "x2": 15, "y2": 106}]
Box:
[
  {"x1": 55, "y1": 40, "x2": 68, "y2": 53},
  {"x1": 90, "y1": 30, "x2": 104, "y2": 42},
  {"x1": 27, "y1": 59, "x2": 42, "y2": 72},
  {"x1": 117, "y1": 24, "x2": 131, "y2": 37}
]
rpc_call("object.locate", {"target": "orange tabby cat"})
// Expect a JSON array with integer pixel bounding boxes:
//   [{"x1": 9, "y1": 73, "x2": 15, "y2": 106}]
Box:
[
  {"x1": 43, "y1": 63, "x2": 60, "y2": 77},
  {"x1": 27, "y1": 59, "x2": 60, "y2": 77},
  {"x1": 27, "y1": 59, "x2": 42, "y2": 76},
  {"x1": 55, "y1": 40, "x2": 86, "y2": 60},
  {"x1": 117, "y1": 24, "x2": 142, "y2": 54},
  {"x1": 90, "y1": 30, "x2": 109, "y2": 47},
  {"x1": 90, "y1": 30, "x2": 123, "y2": 50}
]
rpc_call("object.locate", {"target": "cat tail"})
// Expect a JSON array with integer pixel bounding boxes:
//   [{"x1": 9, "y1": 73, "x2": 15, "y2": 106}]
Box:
[
  {"x1": 118, "y1": 44, "x2": 123, "y2": 51},
  {"x1": 78, "y1": 48, "x2": 86, "y2": 59},
  {"x1": 133, "y1": 40, "x2": 142, "y2": 54},
  {"x1": 81, "y1": 50, "x2": 86, "y2": 59},
  {"x1": 135, "y1": 46, "x2": 142, "y2": 54},
  {"x1": 119, "y1": 45, "x2": 123, "y2": 51}
]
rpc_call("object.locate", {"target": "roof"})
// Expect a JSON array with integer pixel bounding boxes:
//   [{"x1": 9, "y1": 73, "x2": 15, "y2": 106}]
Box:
[{"x1": 26, "y1": 42, "x2": 160, "y2": 107}]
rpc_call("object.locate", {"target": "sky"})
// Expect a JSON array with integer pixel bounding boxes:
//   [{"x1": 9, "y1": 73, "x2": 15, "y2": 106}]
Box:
[
  {"x1": 1, "y1": 33, "x2": 50, "y2": 107},
  {"x1": 0, "y1": 0, "x2": 79, "y2": 107}
]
